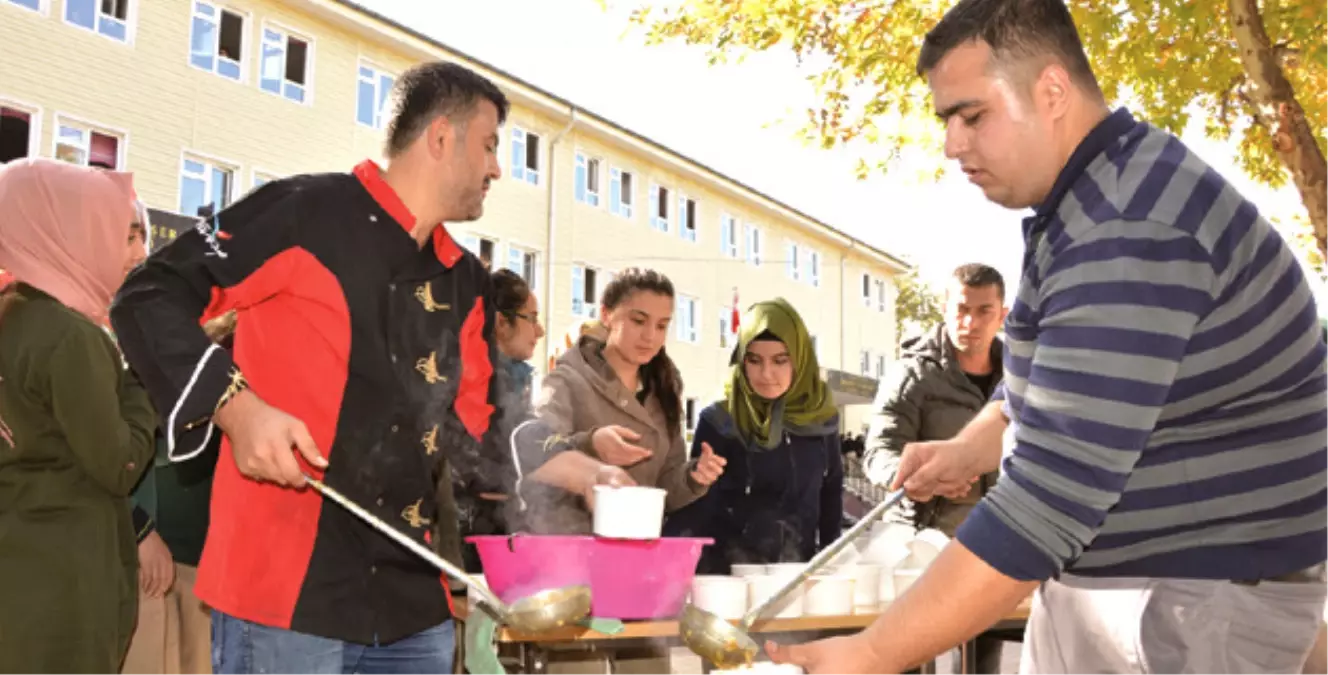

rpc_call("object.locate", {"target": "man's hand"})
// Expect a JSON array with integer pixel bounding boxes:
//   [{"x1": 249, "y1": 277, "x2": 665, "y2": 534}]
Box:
[
  {"x1": 214, "y1": 389, "x2": 326, "y2": 487},
  {"x1": 688, "y1": 442, "x2": 726, "y2": 486},
  {"x1": 766, "y1": 634, "x2": 885, "y2": 674},
  {"x1": 890, "y1": 439, "x2": 982, "y2": 502},
  {"x1": 591, "y1": 425, "x2": 653, "y2": 467},
  {"x1": 581, "y1": 464, "x2": 637, "y2": 509},
  {"x1": 137, "y1": 531, "x2": 176, "y2": 599}
]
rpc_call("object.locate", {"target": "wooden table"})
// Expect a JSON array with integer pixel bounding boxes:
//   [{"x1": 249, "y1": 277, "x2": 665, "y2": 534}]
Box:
[{"x1": 458, "y1": 600, "x2": 1031, "y2": 673}]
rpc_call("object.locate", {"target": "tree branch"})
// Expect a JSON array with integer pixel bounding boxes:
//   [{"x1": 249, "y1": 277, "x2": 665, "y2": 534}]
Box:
[{"x1": 1228, "y1": 0, "x2": 1328, "y2": 257}]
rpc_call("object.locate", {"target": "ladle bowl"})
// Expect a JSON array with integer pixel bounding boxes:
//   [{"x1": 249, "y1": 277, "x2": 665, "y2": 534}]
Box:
[
  {"x1": 679, "y1": 488, "x2": 908, "y2": 669},
  {"x1": 304, "y1": 475, "x2": 593, "y2": 633},
  {"x1": 504, "y1": 585, "x2": 593, "y2": 633},
  {"x1": 679, "y1": 603, "x2": 761, "y2": 668}
]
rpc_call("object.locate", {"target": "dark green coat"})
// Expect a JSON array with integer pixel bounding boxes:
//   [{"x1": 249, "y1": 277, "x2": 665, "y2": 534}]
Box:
[
  {"x1": 0, "y1": 286, "x2": 157, "y2": 672},
  {"x1": 863, "y1": 324, "x2": 1004, "y2": 535}
]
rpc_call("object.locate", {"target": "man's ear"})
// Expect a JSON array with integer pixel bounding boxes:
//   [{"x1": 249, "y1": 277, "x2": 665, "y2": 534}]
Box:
[
  {"x1": 424, "y1": 115, "x2": 454, "y2": 161},
  {"x1": 1032, "y1": 62, "x2": 1074, "y2": 122}
]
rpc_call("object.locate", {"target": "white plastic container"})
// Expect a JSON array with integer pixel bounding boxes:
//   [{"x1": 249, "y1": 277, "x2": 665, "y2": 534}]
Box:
[
  {"x1": 713, "y1": 663, "x2": 805, "y2": 674},
  {"x1": 591, "y1": 485, "x2": 666, "y2": 539},
  {"x1": 803, "y1": 575, "x2": 855, "y2": 616},
  {"x1": 748, "y1": 574, "x2": 805, "y2": 619},
  {"x1": 765, "y1": 562, "x2": 807, "y2": 576},
  {"x1": 878, "y1": 566, "x2": 897, "y2": 606},
  {"x1": 730, "y1": 563, "x2": 768, "y2": 578},
  {"x1": 861, "y1": 522, "x2": 913, "y2": 567},
  {"x1": 893, "y1": 567, "x2": 924, "y2": 596},
  {"x1": 846, "y1": 564, "x2": 883, "y2": 609},
  {"x1": 907, "y1": 528, "x2": 951, "y2": 567},
  {"x1": 690, "y1": 575, "x2": 749, "y2": 620},
  {"x1": 713, "y1": 663, "x2": 804, "y2": 674},
  {"x1": 467, "y1": 574, "x2": 489, "y2": 612}
]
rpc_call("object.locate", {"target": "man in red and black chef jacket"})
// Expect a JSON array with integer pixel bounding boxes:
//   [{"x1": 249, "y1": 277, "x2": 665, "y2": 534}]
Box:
[{"x1": 110, "y1": 62, "x2": 510, "y2": 674}]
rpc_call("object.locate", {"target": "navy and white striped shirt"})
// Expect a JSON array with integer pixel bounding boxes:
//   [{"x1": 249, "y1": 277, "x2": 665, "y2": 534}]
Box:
[{"x1": 958, "y1": 108, "x2": 1327, "y2": 581}]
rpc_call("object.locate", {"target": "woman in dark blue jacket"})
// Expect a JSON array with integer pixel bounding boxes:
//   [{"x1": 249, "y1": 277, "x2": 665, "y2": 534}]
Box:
[{"x1": 664, "y1": 298, "x2": 843, "y2": 573}]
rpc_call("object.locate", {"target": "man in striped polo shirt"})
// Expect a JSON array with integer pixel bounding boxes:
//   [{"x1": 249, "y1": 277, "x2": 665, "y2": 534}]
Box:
[{"x1": 770, "y1": 0, "x2": 1327, "y2": 672}]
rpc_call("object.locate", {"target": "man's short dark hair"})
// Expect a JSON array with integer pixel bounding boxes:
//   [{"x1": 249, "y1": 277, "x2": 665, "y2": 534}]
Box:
[
  {"x1": 385, "y1": 61, "x2": 510, "y2": 157},
  {"x1": 953, "y1": 263, "x2": 1005, "y2": 302},
  {"x1": 916, "y1": 0, "x2": 1101, "y2": 98}
]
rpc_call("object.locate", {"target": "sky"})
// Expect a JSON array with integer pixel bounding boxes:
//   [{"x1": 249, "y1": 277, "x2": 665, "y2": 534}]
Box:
[{"x1": 360, "y1": 0, "x2": 1318, "y2": 301}]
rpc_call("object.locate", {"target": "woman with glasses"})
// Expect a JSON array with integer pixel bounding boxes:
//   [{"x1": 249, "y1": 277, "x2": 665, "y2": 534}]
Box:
[{"x1": 436, "y1": 269, "x2": 546, "y2": 573}]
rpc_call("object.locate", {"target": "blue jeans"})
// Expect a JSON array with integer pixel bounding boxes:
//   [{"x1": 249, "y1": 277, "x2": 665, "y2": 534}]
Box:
[{"x1": 211, "y1": 611, "x2": 455, "y2": 674}]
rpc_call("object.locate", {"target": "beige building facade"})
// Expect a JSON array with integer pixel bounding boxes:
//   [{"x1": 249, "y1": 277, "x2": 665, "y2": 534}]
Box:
[{"x1": 0, "y1": 0, "x2": 905, "y2": 432}]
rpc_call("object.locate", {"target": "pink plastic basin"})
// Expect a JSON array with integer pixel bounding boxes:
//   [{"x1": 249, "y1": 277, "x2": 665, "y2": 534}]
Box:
[
  {"x1": 469, "y1": 535, "x2": 711, "y2": 620},
  {"x1": 468, "y1": 535, "x2": 595, "y2": 603},
  {"x1": 587, "y1": 536, "x2": 711, "y2": 619}
]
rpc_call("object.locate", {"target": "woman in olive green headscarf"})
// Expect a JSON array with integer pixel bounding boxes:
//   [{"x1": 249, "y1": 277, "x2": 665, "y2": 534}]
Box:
[{"x1": 662, "y1": 298, "x2": 844, "y2": 573}]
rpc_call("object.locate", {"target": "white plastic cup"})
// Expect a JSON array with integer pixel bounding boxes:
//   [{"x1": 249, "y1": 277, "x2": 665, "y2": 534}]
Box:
[
  {"x1": 893, "y1": 567, "x2": 924, "y2": 596},
  {"x1": 730, "y1": 563, "x2": 768, "y2": 578},
  {"x1": 591, "y1": 485, "x2": 666, "y2": 539},
  {"x1": 690, "y1": 575, "x2": 749, "y2": 620},
  {"x1": 803, "y1": 575, "x2": 855, "y2": 617},
  {"x1": 748, "y1": 574, "x2": 805, "y2": 619},
  {"x1": 847, "y1": 564, "x2": 882, "y2": 609}
]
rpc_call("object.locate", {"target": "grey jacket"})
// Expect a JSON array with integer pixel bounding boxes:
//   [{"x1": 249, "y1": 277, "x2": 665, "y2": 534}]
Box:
[
  {"x1": 513, "y1": 336, "x2": 708, "y2": 534},
  {"x1": 863, "y1": 324, "x2": 1003, "y2": 535}
]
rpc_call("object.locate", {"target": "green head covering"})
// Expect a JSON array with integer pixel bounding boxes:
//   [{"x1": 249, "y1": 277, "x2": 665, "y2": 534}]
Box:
[{"x1": 721, "y1": 298, "x2": 838, "y2": 449}]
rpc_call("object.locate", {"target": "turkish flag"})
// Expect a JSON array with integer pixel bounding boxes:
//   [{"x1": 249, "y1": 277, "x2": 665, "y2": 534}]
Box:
[{"x1": 731, "y1": 288, "x2": 740, "y2": 334}]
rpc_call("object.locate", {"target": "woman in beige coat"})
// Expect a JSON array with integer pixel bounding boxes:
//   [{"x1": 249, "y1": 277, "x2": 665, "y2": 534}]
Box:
[
  {"x1": 511, "y1": 268, "x2": 726, "y2": 534},
  {"x1": 509, "y1": 268, "x2": 727, "y2": 675}
]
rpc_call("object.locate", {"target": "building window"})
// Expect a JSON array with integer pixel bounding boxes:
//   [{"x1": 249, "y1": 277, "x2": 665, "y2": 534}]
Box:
[
  {"x1": 65, "y1": 0, "x2": 130, "y2": 42},
  {"x1": 862, "y1": 273, "x2": 872, "y2": 307},
  {"x1": 510, "y1": 127, "x2": 539, "y2": 185},
  {"x1": 786, "y1": 242, "x2": 801, "y2": 281},
  {"x1": 574, "y1": 152, "x2": 601, "y2": 207},
  {"x1": 745, "y1": 225, "x2": 762, "y2": 266},
  {"x1": 507, "y1": 245, "x2": 539, "y2": 291},
  {"x1": 808, "y1": 250, "x2": 821, "y2": 287},
  {"x1": 189, "y1": 1, "x2": 244, "y2": 80},
  {"x1": 609, "y1": 167, "x2": 633, "y2": 218},
  {"x1": 461, "y1": 234, "x2": 497, "y2": 269},
  {"x1": 719, "y1": 310, "x2": 732, "y2": 349},
  {"x1": 180, "y1": 156, "x2": 234, "y2": 217},
  {"x1": 685, "y1": 398, "x2": 699, "y2": 432},
  {"x1": 5, "y1": 0, "x2": 43, "y2": 13},
  {"x1": 860, "y1": 350, "x2": 871, "y2": 377},
  {"x1": 876, "y1": 354, "x2": 886, "y2": 379},
  {"x1": 720, "y1": 214, "x2": 739, "y2": 258},
  {"x1": 649, "y1": 184, "x2": 670, "y2": 233},
  {"x1": 876, "y1": 279, "x2": 887, "y2": 313},
  {"x1": 572, "y1": 264, "x2": 600, "y2": 318},
  {"x1": 260, "y1": 26, "x2": 310, "y2": 103},
  {"x1": 356, "y1": 62, "x2": 395, "y2": 129},
  {"x1": 247, "y1": 171, "x2": 277, "y2": 196},
  {"x1": 0, "y1": 106, "x2": 36, "y2": 163},
  {"x1": 676, "y1": 295, "x2": 699, "y2": 344},
  {"x1": 678, "y1": 195, "x2": 698, "y2": 243},
  {"x1": 54, "y1": 119, "x2": 120, "y2": 169}
]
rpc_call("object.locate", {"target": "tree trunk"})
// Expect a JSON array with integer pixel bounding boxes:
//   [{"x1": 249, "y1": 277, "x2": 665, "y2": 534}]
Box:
[{"x1": 1228, "y1": 0, "x2": 1327, "y2": 259}]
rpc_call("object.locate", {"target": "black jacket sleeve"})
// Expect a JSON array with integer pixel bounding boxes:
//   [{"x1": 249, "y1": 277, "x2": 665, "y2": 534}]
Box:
[{"x1": 110, "y1": 182, "x2": 307, "y2": 462}]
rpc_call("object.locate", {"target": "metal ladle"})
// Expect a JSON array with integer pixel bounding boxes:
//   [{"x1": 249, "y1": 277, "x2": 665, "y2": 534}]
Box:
[
  {"x1": 304, "y1": 475, "x2": 592, "y2": 633},
  {"x1": 679, "y1": 488, "x2": 908, "y2": 669}
]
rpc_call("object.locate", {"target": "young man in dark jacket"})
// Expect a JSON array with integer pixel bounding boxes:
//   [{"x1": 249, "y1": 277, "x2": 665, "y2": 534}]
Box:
[
  {"x1": 863, "y1": 263, "x2": 1009, "y2": 672},
  {"x1": 111, "y1": 62, "x2": 509, "y2": 674},
  {"x1": 865, "y1": 263, "x2": 1007, "y2": 535}
]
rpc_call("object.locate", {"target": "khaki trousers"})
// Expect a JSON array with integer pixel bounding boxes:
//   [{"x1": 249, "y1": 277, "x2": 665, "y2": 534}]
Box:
[{"x1": 121, "y1": 564, "x2": 213, "y2": 674}]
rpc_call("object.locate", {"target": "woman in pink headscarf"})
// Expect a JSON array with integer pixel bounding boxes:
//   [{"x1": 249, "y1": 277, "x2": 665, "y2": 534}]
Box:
[{"x1": 0, "y1": 158, "x2": 159, "y2": 672}]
